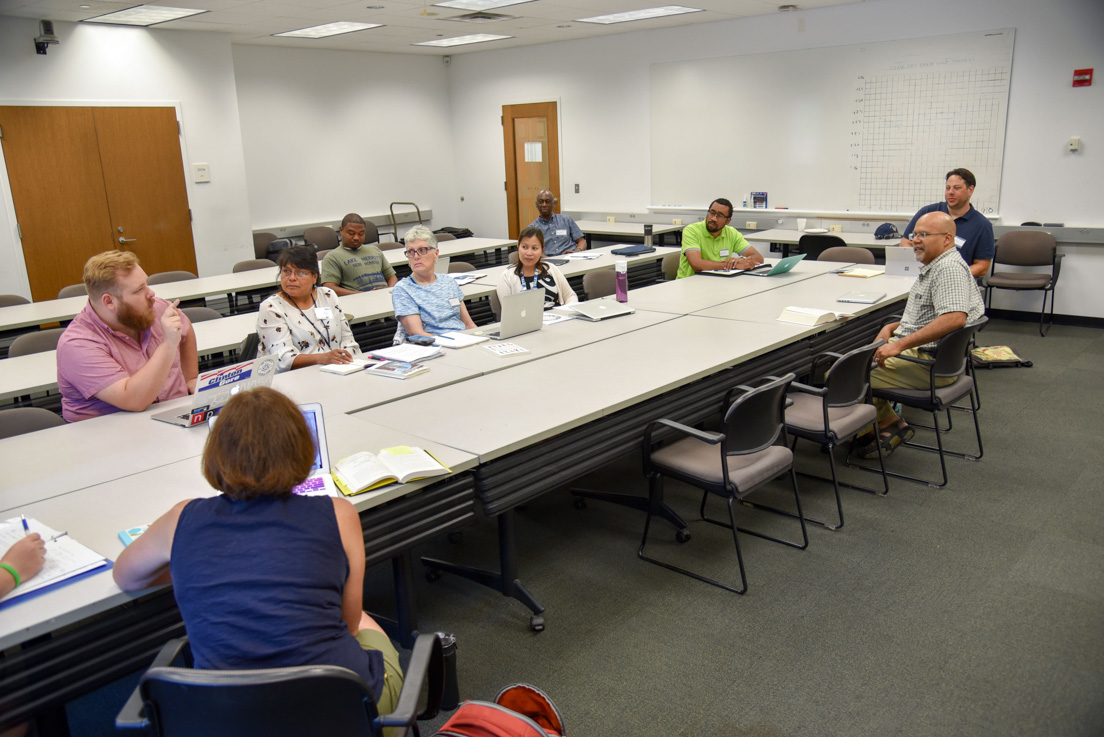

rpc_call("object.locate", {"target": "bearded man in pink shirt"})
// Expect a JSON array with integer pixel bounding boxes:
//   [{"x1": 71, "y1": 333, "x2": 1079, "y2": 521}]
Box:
[{"x1": 56, "y1": 251, "x2": 198, "y2": 423}]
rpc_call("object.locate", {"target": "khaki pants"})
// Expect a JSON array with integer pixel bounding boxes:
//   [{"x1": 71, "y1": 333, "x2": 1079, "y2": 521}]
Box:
[
  {"x1": 869, "y1": 339, "x2": 955, "y2": 423},
  {"x1": 355, "y1": 628, "x2": 404, "y2": 735}
]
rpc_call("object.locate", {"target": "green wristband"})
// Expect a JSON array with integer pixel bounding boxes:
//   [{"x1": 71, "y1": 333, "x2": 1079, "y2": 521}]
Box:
[{"x1": 0, "y1": 563, "x2": 19, "y2": 588}]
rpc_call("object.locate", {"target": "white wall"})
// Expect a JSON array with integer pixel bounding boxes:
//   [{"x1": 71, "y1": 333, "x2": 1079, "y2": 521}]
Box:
[
  {"x1": 0, "y1": 19, "x2": 254, "y2": 294},
  {"x1": 232, "y1": 46, "x2": 458, "y2": 234}
]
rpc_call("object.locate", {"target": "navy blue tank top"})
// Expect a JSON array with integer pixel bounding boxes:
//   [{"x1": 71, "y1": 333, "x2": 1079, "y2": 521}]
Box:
[{"x1": 171, "y1": 494, "x2": 384, "y2": 698}]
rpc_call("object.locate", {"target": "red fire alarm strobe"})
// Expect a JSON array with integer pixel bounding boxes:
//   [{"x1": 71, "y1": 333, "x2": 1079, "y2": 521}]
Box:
[{"x1": 1073, "y1": 68, "x2": 1093, "y2": 88}]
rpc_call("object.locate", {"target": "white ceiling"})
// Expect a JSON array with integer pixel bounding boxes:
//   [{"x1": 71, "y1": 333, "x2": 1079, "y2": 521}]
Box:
[{"x1": 1, "y1": 0, "x2": 863, "y2": 55}]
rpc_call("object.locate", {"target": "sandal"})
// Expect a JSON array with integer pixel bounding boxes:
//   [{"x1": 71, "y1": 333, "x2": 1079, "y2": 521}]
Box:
[{"x1": 859, "y1": 424, "x2": 914, "y2": 460}]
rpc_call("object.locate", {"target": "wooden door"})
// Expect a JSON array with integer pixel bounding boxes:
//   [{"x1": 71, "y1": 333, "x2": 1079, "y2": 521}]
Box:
[
  {"x1": 95, "y1": 107, "x2": 197, "y2": 278},
  {"x1": 503, "y1": 102, "x2": 560, "y2": 239},
  {"x1": 0, "y1": 105, "x2": 197, "y2": 302},
  {"x1": 0, "y1": 107, "x2": 115, "y2": 301}
]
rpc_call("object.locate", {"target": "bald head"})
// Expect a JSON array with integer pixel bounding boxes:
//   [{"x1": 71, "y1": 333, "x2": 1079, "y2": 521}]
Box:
[
  {"x1": 536, "y1": 190, "x2": 556, "y2": 220},
  {"x1": 911, "y1": 211, "x2": 957, "y2": 265}
]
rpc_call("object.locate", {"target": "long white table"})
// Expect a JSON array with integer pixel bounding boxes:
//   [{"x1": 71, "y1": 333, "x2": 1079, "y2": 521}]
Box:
[
  {"x1": 575, "y1": 219, "x2": 684, "y2": 248},
  {"x1": 744, "y1": 228, "x2": 892, "y2": 258}
]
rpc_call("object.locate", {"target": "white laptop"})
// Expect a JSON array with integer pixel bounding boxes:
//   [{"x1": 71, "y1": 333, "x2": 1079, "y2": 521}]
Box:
[
  {"x1": 884, "y1": 246, "x2": 921, "y2": 277},
  {"x1": 567, "y1": 298, "x2": 636, "y2": 321},
  {"x1": 837, "y1": 291, "x2": 886, "y2": 304},
  {"x1": 290, "y1": 403, "x2": 340, "y2": 497},
  {"x1": 152, "y1": 355, "x2": 278, "y2": 427},
  {"x1": 434, "y1": 256, "x2": 451, "y2": 273},
  {"x1": 480, "y1": 288, "x2": 545, "y2": 340}
]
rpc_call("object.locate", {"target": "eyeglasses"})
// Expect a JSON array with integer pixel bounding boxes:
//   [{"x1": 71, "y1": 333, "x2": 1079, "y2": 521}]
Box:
[
  {"x1": 280, "y1": 268, "x2": 314, "y2": 279},
  {"x1": 403, "y1": 246, "x2": 436, "y2": 258},
  {"x1": 707, "y1": 209, "x2": 732, "y2": 220},
  {"x1": 907, "y1": 232, "x2": 949, "y2": 240}
]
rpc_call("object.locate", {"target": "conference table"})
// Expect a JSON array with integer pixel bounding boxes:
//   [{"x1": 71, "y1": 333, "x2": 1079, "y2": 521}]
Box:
[
  {"x1": 0, "y1": 256, "x2": 914, "y2": 730},
  {"x1": 575, "y1": 220, "x2": 684, "y2": 249},
  {"x1": 744, "y1": 228, "x2": 892, "y2": 258}
]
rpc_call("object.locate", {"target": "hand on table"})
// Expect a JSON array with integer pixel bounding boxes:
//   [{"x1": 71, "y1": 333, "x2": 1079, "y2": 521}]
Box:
[{"x1": 318, "y1": 348, "x2": 355, "y2": 365}]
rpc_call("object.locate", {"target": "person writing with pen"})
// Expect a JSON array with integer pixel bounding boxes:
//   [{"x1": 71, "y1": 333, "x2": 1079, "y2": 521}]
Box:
[
  {"x1": 257, "y1": 245, "x2": 362, "y2": 372},
  {"x1": 0, "y1": 518, "x2": 46, "y2": 600}
]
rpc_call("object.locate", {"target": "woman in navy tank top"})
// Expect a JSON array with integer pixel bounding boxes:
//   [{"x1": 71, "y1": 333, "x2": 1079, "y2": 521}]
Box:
[{"x1": 113, "y1": 387, "x2": 403, "y2": 715}]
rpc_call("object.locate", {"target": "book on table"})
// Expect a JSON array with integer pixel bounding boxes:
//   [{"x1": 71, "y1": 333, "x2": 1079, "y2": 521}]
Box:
[
  {"x1": 331, "y1": 446, "x2": 451, "y2": 496},
  {"x1": 320, "y1": 358, "x2": 380, "y2": 375},
  {"x1": 776, "y1": 306, "x2": 855, "y2": 326},
  {"x1": 363, "y1": 361, "x2": 428, "y2": 379},
  {"x1": 837, "y1": 267, "x2": 884, "y2": 278},
  {"x1": 0, "y1": 517, "x2": 109, "y2": 603},
  {"x1": 369, "y1": 343, "x2": 443, "y2": 362}
]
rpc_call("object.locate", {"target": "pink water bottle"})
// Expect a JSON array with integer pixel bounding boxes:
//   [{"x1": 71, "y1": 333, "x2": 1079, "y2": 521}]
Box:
[{"x1": 615, "y1": 260, "x2": 628, "y2": 303}]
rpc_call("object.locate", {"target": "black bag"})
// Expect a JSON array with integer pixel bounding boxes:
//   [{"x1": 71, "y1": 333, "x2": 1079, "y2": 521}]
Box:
[
  {"x1": 435, "y1": 226, "x2": 475, "y2": 239},
  {"x1": 265, "y1": 237, "x2": 294, "y2": 261}
]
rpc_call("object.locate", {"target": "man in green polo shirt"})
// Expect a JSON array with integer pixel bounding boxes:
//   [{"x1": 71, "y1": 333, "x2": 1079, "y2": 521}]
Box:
[{"x1": 676, "y1": 198, "x2": 764, "y2": 279}]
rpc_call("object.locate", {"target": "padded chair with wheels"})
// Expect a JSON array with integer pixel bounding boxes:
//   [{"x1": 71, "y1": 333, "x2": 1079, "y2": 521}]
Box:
[
  {"x1": 850, "y1": 317, "x2": 987, "y2": 488},
  {"x1": 798, "y1": 233, "x2": 846, "y2": 260},
  {"x1": 638, "y1": 373, "x2": 807, "y2": 595},
  {"x1": 0, "y1": 294, "x2": 30, "y2": 307},
  {"x1": 582, "y1": 270, "x2": 616, "y2": 300},
  {"x1": 9, "y1": 328, "x2": 65, "y2": 357},
  {"x1": 253, "y1": 232, "x2": 277, "y2": 260},
  {"x1": 982, "y1": 231, "x2": 1062, "y2": 336},
  {"x1": 508, "y1": 251, "x2": 520, "y2": 266},
  {"x1": 377, "y1": 241, "x2": 404, "y2": 252},
  {"x1": 661, "y1": 252, "x2": 680, "y2": 281},
  {"x1": 358, "y1": 218, "x2": 380, "y2": 245},
  {"x1": 434, "y1": 232, "x2": 456, "y2": 242},
  {"x1": 818, "y1": 246, "x2": 875, "y2": 265},
  {"x1": 784, "y1": 340, "x2": 888, "y2": 531},
  {"x1": 147, "y1": 271, "x2": 197, "y2": 285},
  {"x1": 303, "y1": 226, "x2": 339, "y2": 252},
  {"x1": 316, "y1": 249, "x2": 335, "y2": 262},
  {"x1": 116, "y1": 633, "x2": 447, "y2": 737},
  {"x1": 58, "y1": 284, "x2": 87, "y2": 299},
  {"x1": 0, "y1": 408, "x2": 66, "y2": 439}
]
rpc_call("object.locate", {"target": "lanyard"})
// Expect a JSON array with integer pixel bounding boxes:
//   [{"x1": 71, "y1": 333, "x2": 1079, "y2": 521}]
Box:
[{"x1": 285, "y1": 291, "x2": 333, "y2": 350}]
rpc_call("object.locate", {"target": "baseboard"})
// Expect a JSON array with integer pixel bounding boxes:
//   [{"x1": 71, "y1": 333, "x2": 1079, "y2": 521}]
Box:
[{"x1": 987, "y1": 308, "x2": 1104, "y2": 330}]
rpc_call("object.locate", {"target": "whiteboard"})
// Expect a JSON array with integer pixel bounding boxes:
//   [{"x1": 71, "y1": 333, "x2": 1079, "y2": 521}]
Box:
[{"x1": 650, "y1": 29, "x2": 1015, "y2": 215}]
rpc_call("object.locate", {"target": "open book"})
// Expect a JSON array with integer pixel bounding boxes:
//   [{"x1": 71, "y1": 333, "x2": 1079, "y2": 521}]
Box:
[
  {"x1": 837, "y1": 267, "x2": 884, "y2": 278},
  {"x1": 331, "y1": 446, "x2": 450, "y2": 496},
  {"x1": 776, "y1": 306, "x2": 855, "y2": 326},
  {"x1": 0, "y1": 517, "x2": 109, "y2": 603}
]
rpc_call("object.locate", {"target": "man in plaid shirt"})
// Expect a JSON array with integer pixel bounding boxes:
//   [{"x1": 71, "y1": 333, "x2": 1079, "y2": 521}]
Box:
[{"x1": 856, "y1": 211, "x2": 985, "y2": 459}]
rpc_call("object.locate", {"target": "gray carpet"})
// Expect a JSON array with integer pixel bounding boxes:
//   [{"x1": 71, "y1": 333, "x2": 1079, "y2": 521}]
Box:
[{"x1": 70, "y1": 319, "x2": 1104, "y2": 736}]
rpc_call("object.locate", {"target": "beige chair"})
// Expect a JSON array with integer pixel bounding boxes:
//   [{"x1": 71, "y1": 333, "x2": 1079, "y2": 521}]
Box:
[
  {"x1": 9, "y1": 328, "x2": 65, "y2": 357},
  {"x1": 661, "y1": 252, "x2": 680, "y2": 281},
  {"x1": 303, "y1": 226, "x2": 338, "y2": 252},
  {"x1": 181, "y1": 306, "x2": 223, "y2": 323},
  {"x1": 230, "y1": 259, "x2": 278, "y2": 312},
  {"x1": 508, "y1": 251, "x2": 519, "y2": 266},
  {"x1": 377, "y1": 241, "x2": 404, "y2": 251},
  {"x1": 582, "y1": 270, "x2": 617, "y2": 300},
  {"x1": 316, "y1": 249, "x2": 334, "y2": 262},
  {"x1": 983, "y1": 231, "x2": 1062, "y2": 336},
  {"x1": 58, "y1": 284, "x2": 86, "y2": 299},
  {"x1": 0, "y1": 294, "x2": 30, "y2": 307},
  {"x1": 490, "y1": 291, "x2": 502, "y2": 321},
  {"x1": 434, "y1": 232, "x2": 456, "y2": 242},
  {"x1": 358, "y1": 218, "x2": 380, "y2": 245},
  {"x1": 818, "y1": 247, "x2": 875, "y2": 264},
  {"x1": 0, "y1": 407, "x2": 66, "y2": 439},
  {"x1": 234, "y1": 259, "x2": 277, "y2": 273},
  {"x1": 253, "y1": 232, "x2": 277, "y2": 260},
  {"x1": 448, "y1": 261, "x2": 475, "y2": 273},
  {"x1": 147, "y1": 271, "x2": 197, "y2": 285}
]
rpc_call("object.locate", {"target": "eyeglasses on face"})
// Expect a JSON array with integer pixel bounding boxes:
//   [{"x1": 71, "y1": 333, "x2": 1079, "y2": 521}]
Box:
[
  {"x1": 403, "y1": 246, "x2": 436, "y2": 258},
  {"x1": 280, "y1": 268, "x2": 314, "y2": 279},
  {"x1": 907, "y1": 232, "x2": 949, "y2": 240},
  {"x1": 707, "y1": 209, "x2": 732, "y2": 220}
]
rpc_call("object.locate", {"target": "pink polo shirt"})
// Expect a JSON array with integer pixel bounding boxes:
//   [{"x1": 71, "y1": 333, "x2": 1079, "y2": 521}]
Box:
[{"x1": 56, "y1": 298, "x2": 193, "y2": 423}]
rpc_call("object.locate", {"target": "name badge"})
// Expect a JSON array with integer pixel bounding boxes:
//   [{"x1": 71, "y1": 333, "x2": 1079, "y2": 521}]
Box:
[
  {"x1": 719, "y1": 249, "x2": 730, "y2": 258},
  {"x1": 555, "y1": 229, "x2": 567, "y2": 236},
  {"x1": 314, "y1": 307, "x2": 333, "y2": 321},
  {"x1": 954, "y1": 236, "x2": 966, "y2": 248},
  {"x1": 448, "y1": 297, "x2": 461, "y2": 307}
]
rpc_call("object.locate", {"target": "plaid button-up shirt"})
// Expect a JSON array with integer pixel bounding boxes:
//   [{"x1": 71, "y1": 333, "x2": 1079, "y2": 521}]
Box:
[{"x1": 895, "y1": 248, "x2": 985, "y2": 350}]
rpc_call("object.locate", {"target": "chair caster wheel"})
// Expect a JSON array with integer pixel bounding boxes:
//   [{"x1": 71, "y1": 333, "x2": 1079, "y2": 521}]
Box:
[
  {"x1": 425, "y1": 569, "x2": 442, "y2": 583},
  {"x1": 572, "y1": 497, "x2": 586, "y2": 510},
  {"x1": 529, "y1": 615, "x2": 545, "y2": 632},
  {"x1": 447, "y1": 531, "x2": 463, "y2": 544},
  {"x1": 675, "y1": 529, "x2": 691, "y2": 543}
]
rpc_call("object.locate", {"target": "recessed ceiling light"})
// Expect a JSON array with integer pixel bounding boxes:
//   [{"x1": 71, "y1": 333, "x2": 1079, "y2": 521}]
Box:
[
  {"x1": 576, "y1": 5, "x2": 702, "y2": 25},
  {"x1": 434, "y1": 0, "x2": 532, "y2": 9},
  {"x1": 366, "y1": 4, "x2": 384, "y2": 7},
  {"x1": 414, "y1": 33, "x2": 511, "y2": 47},
  {"x1": 82, "y1": 5, "x2": 207, "y2": 26},
  {"x1": 274, "y1": 21, "x2": 383, "y2": 38},
  {"x1": 79, "y1": 3, "x2": 91, "y2": 7}
]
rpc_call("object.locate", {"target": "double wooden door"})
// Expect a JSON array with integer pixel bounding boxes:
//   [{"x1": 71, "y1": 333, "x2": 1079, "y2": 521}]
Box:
[{"x1": 0, "y1": 106, "x2": 197, "y2": 302}]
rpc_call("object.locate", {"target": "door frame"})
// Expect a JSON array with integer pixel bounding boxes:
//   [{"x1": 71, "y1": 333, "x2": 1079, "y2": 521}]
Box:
[
  {"x1": 502, "y1": 101, "x2": 561, "y2": 240},
  {"x1": 0, "y1": 99, "x2": 196, "y2": 299}
]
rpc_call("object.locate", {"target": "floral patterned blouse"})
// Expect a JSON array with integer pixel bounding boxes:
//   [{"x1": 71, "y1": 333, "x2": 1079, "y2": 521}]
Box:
[{"x1": 256, "y1": 287, "x2": 360, "y2": 372}]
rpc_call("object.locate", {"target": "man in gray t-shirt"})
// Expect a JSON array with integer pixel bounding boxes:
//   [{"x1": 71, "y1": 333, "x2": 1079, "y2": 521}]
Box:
[{"x1": 320, "y1": 213, "x2": 397, "y2": 295}]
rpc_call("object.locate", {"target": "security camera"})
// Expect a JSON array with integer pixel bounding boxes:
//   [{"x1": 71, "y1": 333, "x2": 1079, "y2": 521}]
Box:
[{"x1": 35, "y1": 20, "x2": 60, "y2": 55}]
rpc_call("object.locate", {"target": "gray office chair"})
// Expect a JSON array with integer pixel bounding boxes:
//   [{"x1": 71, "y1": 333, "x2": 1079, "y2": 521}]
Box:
[
  {"x1": 982, "y1": 231, "x2": 1062, "y2": 336},
  {"x1": 58, "y1": 284, "x2": 87, "y2": 299},
  {"x1": 9, "y1": 328, "x2": 65, "y2": 357},
  {"x1": 377, "y1": 241, "x2": 404, "y2": 252},
  {"x1": 638, "y1": 373, "x2": 807, "y2": 594},
  {"x1": 784, "y1": 340, "x2": 888, "y2": 531},
  {"x1": 316, "y1": 249, "x2": 335, "y2": 262},
  {"x1": 661, "y1": 252, "x2": 680, "y2": 281},
  {"x1": 237, "y1": 332, "x2": 260, "y2": 361},
  {"x1": 508, "y1": 251, "x2": 520, "y2": 266},
  {"x1": 434, "y1": 232, "x2": 456, "y2": 242},
  {"x1": 181, "y1": 306, "x2": 222, "y2": 323},
  {"x1": 148, "y1": 272, "x2": 203, "y2": 309},
  {"x1": 582, "y1": 270, "x2": 617, "y2": 300},
  {"x1": 818, "y1": 246, "x2": 875, "y2": 265},
  {"x1": 253, "y1": 232, "x2": 277, "y2": 260},
  {"x1": 358, "y1": 218, "x2": 380, "y2": 245},
  {"x1": 303, "y1": 226, "x2": 339, "y2": 252},
  {"x1": 798, "y1": 234, "x2": 846, "y2": 260},
  {"x1": 448, "y1": 261, "x2": 475, "y2": 273},
  {"x1": 849, "y1": 317, "x2": 986, "y2": 488},
  {"x1": 116, "y1": 633, "x2": 447, "y2": 737},
  {"x1": 229, "y1": 259, "x2": 278, "y2": 312},
  {"x1": 0, "y1": 407, "x2": 66, "y2": 439},
  {"x1": 0, "y1": 294, "x2": 30, "y2": 307}
]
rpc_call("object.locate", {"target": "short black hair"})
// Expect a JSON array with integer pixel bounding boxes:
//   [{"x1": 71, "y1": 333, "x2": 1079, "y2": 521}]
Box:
[
  {"x1": 340, "y1": 213, "x2": 365, "y2": 229},
  {"x1": 276, "y1": 245, "x2": 320, "y2": 276},
  {"x1": 945, "y1": 168, "x2": 976, "y2": 188},
  {"x1": 710, "y1": 198, "x2": 734, "y2": 218}
]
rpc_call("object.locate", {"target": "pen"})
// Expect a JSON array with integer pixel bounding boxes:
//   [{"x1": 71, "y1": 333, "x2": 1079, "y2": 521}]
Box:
[{"x1": 21, "y1": 515, "x2": 29, "y2": 534}]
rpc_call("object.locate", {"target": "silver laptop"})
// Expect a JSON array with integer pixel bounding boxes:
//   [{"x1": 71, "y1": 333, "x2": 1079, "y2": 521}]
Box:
[
  {"x1": 152, "y1": 355, "x2": 278, "y2": 427},
  {"x1": 482, "y1": 288, "x2": 545, "y2": 340},
  {"x1": 837, "y1": 291, "x2": 886, "y2": 304},
  {"x1": 290, "y1": 403, "x2": 340, "y2": 497},
  {"x1": 885, "y1": 246, "x2": 921, "y2": 277},
  {"x1": 434, "y1": 256, "x2": 451, "y2": 273},
  {"x1": 567, "y1": 298, "x2": 636, "y2": 321}
]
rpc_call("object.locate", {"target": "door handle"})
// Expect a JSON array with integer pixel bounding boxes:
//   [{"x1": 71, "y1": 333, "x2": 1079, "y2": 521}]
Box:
[{"x1": 119, "y1": 237, "x2": 138, "y2": 244}]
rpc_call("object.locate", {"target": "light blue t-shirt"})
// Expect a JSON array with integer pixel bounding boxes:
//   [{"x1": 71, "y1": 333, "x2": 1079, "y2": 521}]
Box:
[{"x1": 391, "y1": 274, "x2": 465, "y2": 342}]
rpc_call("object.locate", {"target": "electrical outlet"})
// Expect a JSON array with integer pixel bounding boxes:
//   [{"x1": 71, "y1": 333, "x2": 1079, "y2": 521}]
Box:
[
  {"x1": 574, "y1": 183, "x2": 580, "y2": 193},
  {"x1": 830, "y1": 225, "x2": 843, "y2": 233},
  {"x1": 672, "y1": 218, "x2": 683, "y2": 226},
  {"x1": 746, "y1": 221, "x2": 757, "y2": 230},
  {"x1": 606, "y1": 216, "x2": 616, "y2": 223}
]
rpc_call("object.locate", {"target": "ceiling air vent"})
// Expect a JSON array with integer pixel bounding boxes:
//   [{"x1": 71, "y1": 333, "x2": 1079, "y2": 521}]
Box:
[{"x1": 444, "y1": 11, "x2": 513, "y2": 23}]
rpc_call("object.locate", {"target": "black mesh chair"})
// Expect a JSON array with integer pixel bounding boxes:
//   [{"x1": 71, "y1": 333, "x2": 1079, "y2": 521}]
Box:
[
  {"x1": 982, "y1": 231, "x2": 1062, "y2": 336},
  {"x1": 116, "y1": 633, "x2": 446, "y2": 737},
  {"x1": 784, "y1": 340, "x2": 888, "y2": 530},
  {"x1": 849, "y1": 318, "x2": 986, "y2": 488},
  {"x1": 638, "y1": 373, "x2": 807, "y2": 594},
  {"x1": 798, "y1": 233, "x2": 846, "y2": 260}
]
